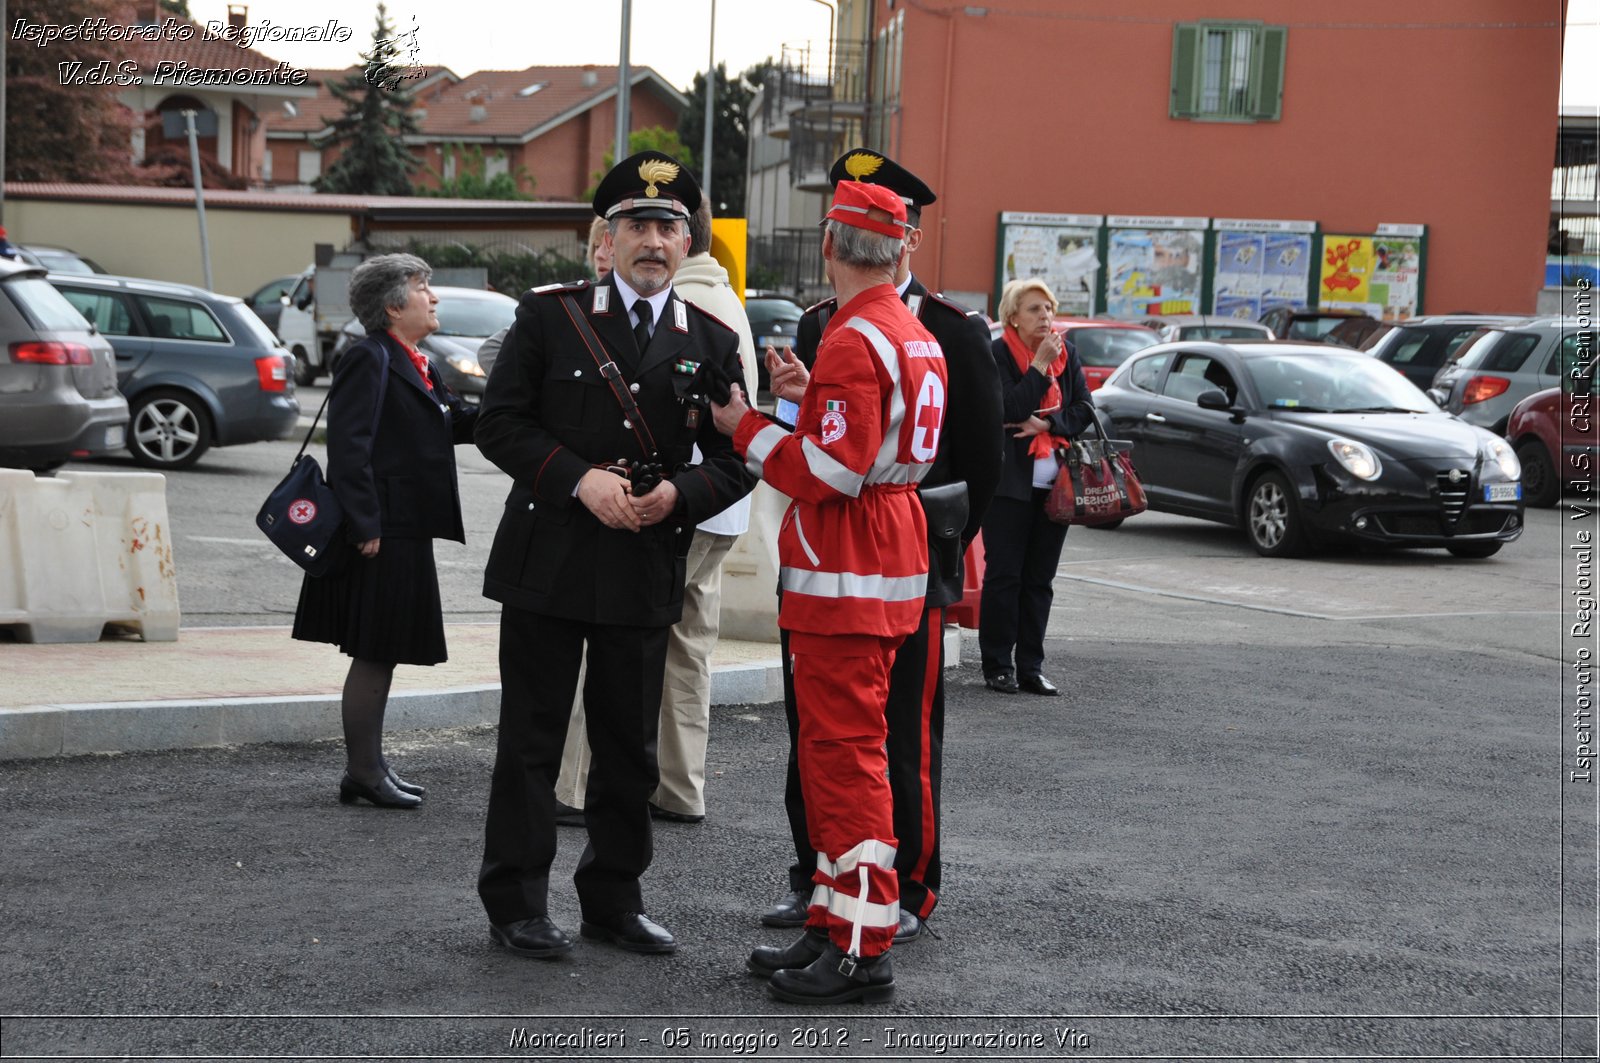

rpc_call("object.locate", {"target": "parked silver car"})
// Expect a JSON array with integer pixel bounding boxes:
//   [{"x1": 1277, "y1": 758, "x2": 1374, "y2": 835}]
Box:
[
  {"x1": 50, "y1": 273, "x2": 300, "y2": 469},
  {"x1": 1427, "y1": 317, "x2": 1595, "y2": 434},
  {"x1": 1358, "y1": 314, "x2": 1522, "y2": 392},
  {"x1": 1139, "y1": 314, "x2": 1273, "y2": 343},
  {"x1": 0, "y1": 257, "x2": 127, "y2": 472}
]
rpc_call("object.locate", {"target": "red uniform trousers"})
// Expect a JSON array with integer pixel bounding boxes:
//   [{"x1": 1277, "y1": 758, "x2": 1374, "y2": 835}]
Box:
[{"x1": 790, "y1": 630, "x2": 904, "y2": 959}]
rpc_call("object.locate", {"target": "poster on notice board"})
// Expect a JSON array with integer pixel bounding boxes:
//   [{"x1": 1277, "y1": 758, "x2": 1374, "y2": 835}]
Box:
[
  {"x1": 1103, "y1": 216, "x2": 1207, "y2": 319},
  {"x1": 1211, "y1": 218, "x2": 1316, "y2": 319},
  {"x1": 1318, "y1": 225, "x2": 1424, "y2": 319},
  {"x1": 997, "y1": 213, "x2": 1103, "y2": 317}
]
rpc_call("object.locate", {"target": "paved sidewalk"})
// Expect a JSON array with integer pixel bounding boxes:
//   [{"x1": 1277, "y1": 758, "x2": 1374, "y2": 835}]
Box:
[{"x1": 0, "y1": 624, "x2": 785, "y2": 760}]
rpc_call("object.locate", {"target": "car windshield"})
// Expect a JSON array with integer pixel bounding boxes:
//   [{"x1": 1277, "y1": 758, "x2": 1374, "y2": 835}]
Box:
[
  {"x1": 747, "y1": 299, "x2": 803, "y2": 333},
  {"x1": 1288, "y1": 317, "x2": 1351, "y2": 340},
  {"x1": 434, "y1": 293, "x2": 516, "y2": 338},
  {"x1": 1244, "y1": 353, "x2": 1435, "y2": 413},
  {"x1": 1180, "y1": 324, "x2": 1269, "y2": 340},
  {"x1": 1064, "y1": 328, "x2": 1158, "y2": 367},
  {"x1": 4, "y1": 276, "x2": 95, "y2": 331}
]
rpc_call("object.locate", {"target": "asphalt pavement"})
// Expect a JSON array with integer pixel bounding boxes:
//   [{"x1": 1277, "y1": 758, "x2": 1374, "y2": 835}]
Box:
[{"x1": 2, "y1": 507, "x2": 1593, "y2": 1060}]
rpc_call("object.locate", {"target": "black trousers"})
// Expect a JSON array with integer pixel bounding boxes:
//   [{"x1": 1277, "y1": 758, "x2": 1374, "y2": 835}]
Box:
[
  {"x1": 478, "y1": 606, "x2": 669, "y2": 924},
  {"x1": 978, "y1": 490, "x2": 1069, "y2": 679},
  {"x1": 781, "y1": 605, "x2": 946, "y2": 917}
]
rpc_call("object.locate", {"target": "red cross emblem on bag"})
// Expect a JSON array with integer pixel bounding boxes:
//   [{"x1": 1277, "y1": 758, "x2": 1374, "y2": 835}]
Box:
[{"x1": 287, "y1": 499, "x2": 317, "y2": 525}]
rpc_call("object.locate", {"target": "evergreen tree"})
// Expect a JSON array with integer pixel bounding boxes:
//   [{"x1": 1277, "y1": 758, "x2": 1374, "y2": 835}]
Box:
[
  {"x1": 314, "y1": 4, "x2": 422, "y2": 196},
  {"x1": 677, "y1": 64, "x2": 754, "y2": 216},
  {"x1": 4, "y1": 0, "x2": 137, "y2": 184}
]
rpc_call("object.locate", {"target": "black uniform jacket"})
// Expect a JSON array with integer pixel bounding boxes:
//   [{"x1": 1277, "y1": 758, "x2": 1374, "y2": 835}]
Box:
[
  {"x1": 796, "y1": 276, "x2": 1002, "y2": 606},
  {"x1": 990, "y1": 334, "x2": 1096, "y2": 503},
  {"x1": 327, "y1": 329, "x2": 479, "y2": 544},
  {"x1": 475, "y1": 275, "x2": 754, "y2": 627}
]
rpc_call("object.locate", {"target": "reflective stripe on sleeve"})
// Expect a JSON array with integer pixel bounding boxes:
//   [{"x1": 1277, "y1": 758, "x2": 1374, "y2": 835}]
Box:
[
  {"x1": 801, "y1": 437, "x2": 866, "y2": 497},
  {"x1": 780, "y1": 567, "x2": 927, "y2": 603},
  {"x1": 745, "y1": 422, "x2": 787, "y2": 477}
]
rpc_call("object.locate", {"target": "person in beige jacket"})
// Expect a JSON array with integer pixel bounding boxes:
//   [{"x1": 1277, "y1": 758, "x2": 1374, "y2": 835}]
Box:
[{"x1": 554, "y1": 199, "x2": 759, "y2": 823}]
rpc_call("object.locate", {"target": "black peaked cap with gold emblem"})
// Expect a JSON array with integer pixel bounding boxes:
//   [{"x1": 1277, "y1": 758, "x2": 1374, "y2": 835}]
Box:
[
  {"x1": 827, "y1": 147, "x2": 936, "y2": 215},
  {"x1": 593, "y1": 150, "x2": 701, "y2": 222}
]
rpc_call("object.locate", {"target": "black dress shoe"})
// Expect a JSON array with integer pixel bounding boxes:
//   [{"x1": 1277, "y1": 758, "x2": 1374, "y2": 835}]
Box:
[
  {"x1": 768, "y1": 943, "x2": 894, "y2": 1005},
  {"x1": 489, "y1": 917, "x2": 573, "y2": 959},
  {"x1": 580, "y1": 912, "x2": 678, "y2": 954},
  {"x1": 759, "y1": 889, "x2": 812, "y2": 928},
  {"x1": 338, "y1": 772, "x2": 421, "y2": 809},
  {"x1": 552, "y1": 800, "x2": 585, "y2": 828},
  {"x1": 384, "y1": 762, "x2": 424, "y2": 797},
  {"x1": 984, "y1": 671, "x2": 1020, "y2": 694},
  {"x1": 893, "y1": 909, "x2": 923, "y2": 943},
  {"x1": 648, "y1": 801, "x2": 705, "y2": 824},
  {"x1": 747, "y1": 928, "x2": 828, "y2": 978},
  {"x1": 1018, "y1": 673, "x2": 1060, "y2": 696}
]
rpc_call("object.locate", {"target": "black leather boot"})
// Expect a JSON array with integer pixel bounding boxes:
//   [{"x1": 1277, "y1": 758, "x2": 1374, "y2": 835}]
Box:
[
  {"x1": 747, "y1": 928, "x2": 828, "y2": 978},
  {"x1": 767, "y1": 943, "x2": 894, "y2": 1004}
]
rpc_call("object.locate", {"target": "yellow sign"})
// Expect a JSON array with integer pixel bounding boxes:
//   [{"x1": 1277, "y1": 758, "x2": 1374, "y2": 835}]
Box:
[
  {"x1": 1319, "y1": 234, "x2": 1373, "y2": 306},
  {"x1": 710, "y1": 217, "x2": 747, "y2": 300}
]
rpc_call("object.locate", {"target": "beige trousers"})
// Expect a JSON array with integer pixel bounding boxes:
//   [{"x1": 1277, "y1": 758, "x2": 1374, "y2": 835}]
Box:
[{"x1": 555, "y1": 530, "x2": 736, "y2": 816}]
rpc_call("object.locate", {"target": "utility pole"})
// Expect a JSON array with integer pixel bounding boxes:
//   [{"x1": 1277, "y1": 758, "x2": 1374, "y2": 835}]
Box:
[
  {"x1": 614, "y1": 0, "x2": 633, "y2": 163},
  {"x1": 183, "y1": 111, "x2": 213, "y2": 291},
  {"x1": 701, "y1": 0, "x2": 716, "y2": 202}
]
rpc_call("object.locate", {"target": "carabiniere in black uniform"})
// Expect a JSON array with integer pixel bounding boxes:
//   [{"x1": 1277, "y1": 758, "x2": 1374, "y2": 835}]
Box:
[{"x1": 475, "y1": 151, "x2": 753, "y2": 958}]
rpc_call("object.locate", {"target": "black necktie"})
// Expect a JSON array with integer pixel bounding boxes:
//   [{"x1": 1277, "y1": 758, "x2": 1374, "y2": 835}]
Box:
[{"x1": 633, "y1": 300, "x2": 653, "y2": 353}]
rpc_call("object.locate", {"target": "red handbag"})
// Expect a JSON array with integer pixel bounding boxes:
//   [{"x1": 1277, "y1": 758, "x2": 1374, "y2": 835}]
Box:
[{"x1": 1043, "y1": 416, "x2": 1147, "y2": 527}]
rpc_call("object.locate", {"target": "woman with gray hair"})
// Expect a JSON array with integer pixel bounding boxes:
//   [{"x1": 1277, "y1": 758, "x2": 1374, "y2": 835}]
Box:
[{"x1": 293, "y1": 253, "x2": 479, "y2": 808}]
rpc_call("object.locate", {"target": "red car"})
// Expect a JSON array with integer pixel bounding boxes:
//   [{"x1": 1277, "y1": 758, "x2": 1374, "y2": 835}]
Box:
[
  {"x1": 1051, "y1": 317, "x2": 1160, "y2": 391},
  {"x1": 1505, "y1": 380, "x2": 1597, "y2": 507}
]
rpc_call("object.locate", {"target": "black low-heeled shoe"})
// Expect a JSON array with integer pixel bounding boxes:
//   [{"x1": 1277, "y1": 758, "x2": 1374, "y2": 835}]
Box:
[
  {"x1": 338, "y1": 771, "x2": 422, "y2": 809},
  {"x1": 384, "y1": 762, "x2": 425, "y2": 797},
  {"x1": 1019, "y1": 673, "x2": 1060, "y2": 696},
  {"x1": 984, "y1": 671, "x2": 1020, "y2": 694}
]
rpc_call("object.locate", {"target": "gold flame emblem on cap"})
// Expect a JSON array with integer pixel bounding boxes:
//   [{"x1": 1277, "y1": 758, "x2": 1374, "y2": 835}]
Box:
[
  {"x1": 843, "y1": 153, "x2": 884, "y2": 180},
  {"x1": 639, "y1": 158, "x2": 680, "y2": 198}
]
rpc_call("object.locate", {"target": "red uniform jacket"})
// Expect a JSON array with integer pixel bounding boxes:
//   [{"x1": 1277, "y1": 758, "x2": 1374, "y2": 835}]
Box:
[{"x1": 734, "y1": 284, "x2": 949, "y2": 638}]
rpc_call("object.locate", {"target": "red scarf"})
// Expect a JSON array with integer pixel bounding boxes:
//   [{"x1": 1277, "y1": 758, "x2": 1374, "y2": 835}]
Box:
[
  {"x1": 1003, "y1": 324, "x2": 1069, "y2": 458},
  {"x1": 387, "y1": 331, "x2": 433, "y2": 393}
]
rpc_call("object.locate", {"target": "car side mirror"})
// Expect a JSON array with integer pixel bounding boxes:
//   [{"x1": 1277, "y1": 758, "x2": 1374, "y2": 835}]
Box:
[{"x1": 1196, "y1": 388, "x2": 1233, "y2": 411}]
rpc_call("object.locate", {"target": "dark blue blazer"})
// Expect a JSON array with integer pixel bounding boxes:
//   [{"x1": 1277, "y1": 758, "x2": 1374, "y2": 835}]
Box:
[
  {"x1": 326, "y1": 330, "x2": 478, "y2": 543},
  {"x1": 990, "y1": 335, "x2": 1096, "y2": 502}
]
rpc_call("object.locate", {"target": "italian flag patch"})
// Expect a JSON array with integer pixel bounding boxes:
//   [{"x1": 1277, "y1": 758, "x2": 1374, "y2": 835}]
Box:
[{"x1": 824, "y1": 400, "x2": 847, "y2": 412}]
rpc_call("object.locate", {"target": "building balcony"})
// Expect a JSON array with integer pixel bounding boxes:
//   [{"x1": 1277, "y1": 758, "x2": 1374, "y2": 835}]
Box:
[{"x1": 760, "y1": 39, "x2": 872, "y2": 141}]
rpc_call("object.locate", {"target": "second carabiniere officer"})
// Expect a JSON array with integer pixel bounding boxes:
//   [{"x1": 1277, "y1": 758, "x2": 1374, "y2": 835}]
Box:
[{"x1": 475, "y1": 152, "x2": 754, "y2": 960}]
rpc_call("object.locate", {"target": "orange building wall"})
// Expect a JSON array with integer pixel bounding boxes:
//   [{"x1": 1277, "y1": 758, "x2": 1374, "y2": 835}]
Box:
[{"x1": 881, "y1": 0, "x2": 1563, "y2": 314}]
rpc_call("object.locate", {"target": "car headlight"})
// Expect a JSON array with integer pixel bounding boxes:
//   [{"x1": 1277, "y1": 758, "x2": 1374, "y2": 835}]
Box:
[
  {"x1": 445, "y1": 354, "x2": 485, "y2": 378},
  {"x1": 1481, "y1": 435, "x2": 1521, "y2": 481},
  {"x1": 1327, "y1": 438, "x2": 1382, "y2": 480}
]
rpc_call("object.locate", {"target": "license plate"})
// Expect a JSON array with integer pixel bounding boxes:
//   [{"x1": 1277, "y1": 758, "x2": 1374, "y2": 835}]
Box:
[
  {"x1": 105, "y1": 425, "x2": 125, "y2": 449},
  {"x1": 1484, "y1": 483, "x2": 1520, "y2": 502}
]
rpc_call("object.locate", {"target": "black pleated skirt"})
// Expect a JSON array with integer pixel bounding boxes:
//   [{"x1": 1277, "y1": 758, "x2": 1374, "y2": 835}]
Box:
[{"x1": 292, "y1": 537, "x2": 447, "y2": 666}]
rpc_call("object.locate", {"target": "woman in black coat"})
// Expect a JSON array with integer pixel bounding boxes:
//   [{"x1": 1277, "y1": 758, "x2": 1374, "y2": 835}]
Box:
[
  {"x1": 293, "y1": 253, "x2": 478, "y2": 808},
  {"x1": 978, "y1": 278, "x2": 1095, "y2": 696}
]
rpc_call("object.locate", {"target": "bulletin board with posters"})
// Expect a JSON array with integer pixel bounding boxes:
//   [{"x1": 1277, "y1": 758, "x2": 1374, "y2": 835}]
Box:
[
  {"x1": 994, "y1": 212, "x2": 1104, "y2": 317},
  {"x1": 1209, "y1": 218, "x2": 1317, "y2": 319},
  {"x1": 1102, "y1": 216, "x2": 1208, "y2": 319},
  {"x1": 1317, "y1": 223, "x2": 1427, "y2": 320}
]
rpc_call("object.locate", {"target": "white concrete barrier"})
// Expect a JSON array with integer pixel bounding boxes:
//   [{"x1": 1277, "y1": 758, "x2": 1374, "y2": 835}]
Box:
[
  {"x1": 717, "y1": 481, "x2": 785, "y2": 643},
  {"x1": 0, "y1": 469, "x2": 180, "y2": 642}
]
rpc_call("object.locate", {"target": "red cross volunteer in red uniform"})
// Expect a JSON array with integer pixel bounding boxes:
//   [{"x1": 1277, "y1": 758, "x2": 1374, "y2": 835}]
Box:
[{"x1": 711, "y1": 179, "x2": 948, "y2": 1005}]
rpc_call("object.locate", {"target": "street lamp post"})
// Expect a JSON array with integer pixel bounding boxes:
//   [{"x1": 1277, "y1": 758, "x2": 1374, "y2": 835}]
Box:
[
  {"x1": 701, "y1": 0, "x2": 716, "y2": 202},
  {"x1": 615, "y1": 0, "x2": 633, "y2": 163}
]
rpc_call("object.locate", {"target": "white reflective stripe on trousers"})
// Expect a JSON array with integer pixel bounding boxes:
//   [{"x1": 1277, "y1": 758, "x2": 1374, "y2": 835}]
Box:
[{"x1": 780, "y1": 567, "x2": 927, "y2": 603}]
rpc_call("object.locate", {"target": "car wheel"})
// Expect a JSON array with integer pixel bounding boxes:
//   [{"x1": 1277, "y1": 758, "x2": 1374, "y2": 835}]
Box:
[
  {"x1": 1446, "y1": 541, "x2": 1503, "y2": 559},
  {"x1": 128, "y1": 389, "x2": 212, "y2": 470},
  {"x1": 1088, "y1": 517, "x2": 1124, "y2": 530},
  {"x1": 1245, "y1": 470, "x2": 1308, "y2": 558},
  {"x1": 1515, "y1": 438, "x2": 1559, "y2": 508},
  {"x1": 291, "y1": 348, "x2": 319, "y2": 387}
]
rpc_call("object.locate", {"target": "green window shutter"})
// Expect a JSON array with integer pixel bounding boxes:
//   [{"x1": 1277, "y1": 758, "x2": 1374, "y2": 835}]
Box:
[
  {"x1": 1170, "y1": 23, "x2": 1201, "y2": 118},
  {"x1": 1249, "y1": 25, "x2": 1287, "y2": 121}
]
